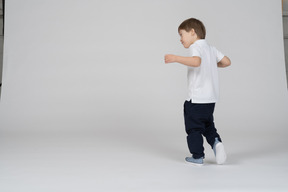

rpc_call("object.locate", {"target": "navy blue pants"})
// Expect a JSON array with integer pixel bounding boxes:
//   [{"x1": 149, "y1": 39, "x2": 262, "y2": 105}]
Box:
[{"x1": 184, "y1": 100, "x2": 222, "y2": 159}]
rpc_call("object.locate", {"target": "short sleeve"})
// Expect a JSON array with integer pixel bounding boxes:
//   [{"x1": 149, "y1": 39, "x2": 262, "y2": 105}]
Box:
[
  {"x1": 189, "y1": 45, "x2": 201, "y2": 58},
  {"x1": 216, "y1": 48, "x2": 225, "y2": 63}
]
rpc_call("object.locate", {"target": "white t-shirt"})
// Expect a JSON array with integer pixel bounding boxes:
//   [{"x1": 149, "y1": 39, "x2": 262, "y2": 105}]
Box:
[{"x1": 187, "y1": 39, "x2": 224, "y2": 103}]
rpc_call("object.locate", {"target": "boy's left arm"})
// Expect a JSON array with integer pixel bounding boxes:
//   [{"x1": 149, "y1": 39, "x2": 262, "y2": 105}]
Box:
[
  {"x1": 217, "y1": 56, "x2": 231, "y2": 68},
  {"x1": 165, "y1": 54, "x2": 201, "y2": 67}
]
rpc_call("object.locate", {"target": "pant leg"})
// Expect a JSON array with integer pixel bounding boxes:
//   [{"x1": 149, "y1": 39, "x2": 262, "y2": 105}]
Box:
[
  {"x1": 184, "y1": 101, "x2": 206, "y2": 159},
  {"x1": 202, "y1": 103, "x2": 222, "y2": 149}
]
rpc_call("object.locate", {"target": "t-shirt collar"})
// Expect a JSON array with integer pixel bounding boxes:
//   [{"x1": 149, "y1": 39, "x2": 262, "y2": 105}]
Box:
[{"x1": 194, "y1": 39, "x2": 206, "y2": 45}]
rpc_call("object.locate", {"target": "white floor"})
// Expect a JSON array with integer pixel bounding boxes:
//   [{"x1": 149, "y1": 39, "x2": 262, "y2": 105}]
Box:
[{"x1": 0, "y1": 128, "x2": 288, "y2": 192}]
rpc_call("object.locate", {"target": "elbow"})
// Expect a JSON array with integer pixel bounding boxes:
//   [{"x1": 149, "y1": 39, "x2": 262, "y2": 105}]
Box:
[
  {"x1": 194, "y1": 62, "x2": 201, "y2": 67},
  {"x1": 222, "y1": 57, "x2": 231, "y2": 67},
  {"x1": 227, "y1": 61, "x2": 231, "y2": 67},
  {"x1": 226, "y1": 57, "x2": 231, "y2": 67},
  {"x1": 191, "y1": 57, "x2": 201, "y2": 67},
  {"x1": 219, "y1": 56, "x2": 231, "y2": 67}
]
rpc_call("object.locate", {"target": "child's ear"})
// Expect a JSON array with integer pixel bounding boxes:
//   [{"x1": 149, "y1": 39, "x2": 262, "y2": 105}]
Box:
[{"x1": 190, "y1": 29, "x2": 196, "y2": 36}]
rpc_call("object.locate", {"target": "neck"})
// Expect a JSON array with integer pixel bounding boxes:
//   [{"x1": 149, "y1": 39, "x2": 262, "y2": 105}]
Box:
[{"x1": 191, "y1": 37, "x2": 201, "y2": 44}]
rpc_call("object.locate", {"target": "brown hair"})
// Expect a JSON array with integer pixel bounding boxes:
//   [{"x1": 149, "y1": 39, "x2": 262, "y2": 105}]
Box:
[{"x1": 178, "y1": 18, "x2": 206, "y2": 39}]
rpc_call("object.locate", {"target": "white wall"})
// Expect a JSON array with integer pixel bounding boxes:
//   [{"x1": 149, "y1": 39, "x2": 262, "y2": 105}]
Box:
[
  {"x1": 0, "y1": 0, "x2": 287, "y2": 134},
  {"x1": 283, "y1": 0, "x2": 288, "y2": 87}
]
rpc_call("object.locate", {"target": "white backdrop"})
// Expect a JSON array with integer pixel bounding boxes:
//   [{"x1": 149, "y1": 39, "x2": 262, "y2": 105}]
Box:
[
  {"x1": 1, "y1": 1, "x2": 288, "y2": 192},
  {"x1": 0, "y1": 0, "x2": 287, "y2": 134}
]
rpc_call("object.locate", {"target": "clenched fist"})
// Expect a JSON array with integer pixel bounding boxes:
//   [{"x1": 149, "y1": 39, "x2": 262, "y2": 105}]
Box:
[{"x1": 164, "y1": 54, "x2": 177, "y2": 63}]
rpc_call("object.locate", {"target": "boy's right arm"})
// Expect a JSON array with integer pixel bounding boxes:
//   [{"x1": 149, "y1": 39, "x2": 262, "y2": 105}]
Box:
[
  {"x1": 165, "y1": 54, "x2": 201, "y2": 67},
  {"x1": 217, "y1": 56, "x2": 231, "y2": 68}
]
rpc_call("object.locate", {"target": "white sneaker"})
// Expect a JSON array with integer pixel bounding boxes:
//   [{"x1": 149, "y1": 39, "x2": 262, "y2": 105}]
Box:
[{"x1": 213, "y1": 138, "x2": 227, "y2": 164}]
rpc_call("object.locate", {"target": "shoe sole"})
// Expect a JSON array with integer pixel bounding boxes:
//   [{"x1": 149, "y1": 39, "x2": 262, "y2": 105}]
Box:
[
  {"x1": 215, "y1": 142, "x2": 227, "y2": 164},
  {"x1": 185, "y1": 159, "x2": 203, "y2": 166}
]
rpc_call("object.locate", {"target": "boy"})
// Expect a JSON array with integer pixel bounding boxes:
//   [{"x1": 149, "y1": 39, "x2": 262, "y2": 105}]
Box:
[{"x1": 165, "y1": 18, "x2": 231, "y2": 166}]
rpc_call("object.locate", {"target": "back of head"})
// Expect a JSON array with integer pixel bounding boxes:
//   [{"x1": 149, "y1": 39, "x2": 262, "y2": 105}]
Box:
[{"x1": 178, "y1": 18, "x2": 206, "y2": 39}]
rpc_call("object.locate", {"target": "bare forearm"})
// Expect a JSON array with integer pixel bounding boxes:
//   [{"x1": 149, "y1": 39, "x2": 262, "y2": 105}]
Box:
[
  {"x1": 175, "y1": 56, "x2": 201, "y2": 67},
  {"x1": 165, "y1": 54, "x2": 201, "y2": 67}
]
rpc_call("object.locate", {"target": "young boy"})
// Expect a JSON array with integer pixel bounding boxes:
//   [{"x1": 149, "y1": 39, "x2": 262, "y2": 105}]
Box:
[{"x1": 165, "y1": 18, "x2": 231, "y2": 166}]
